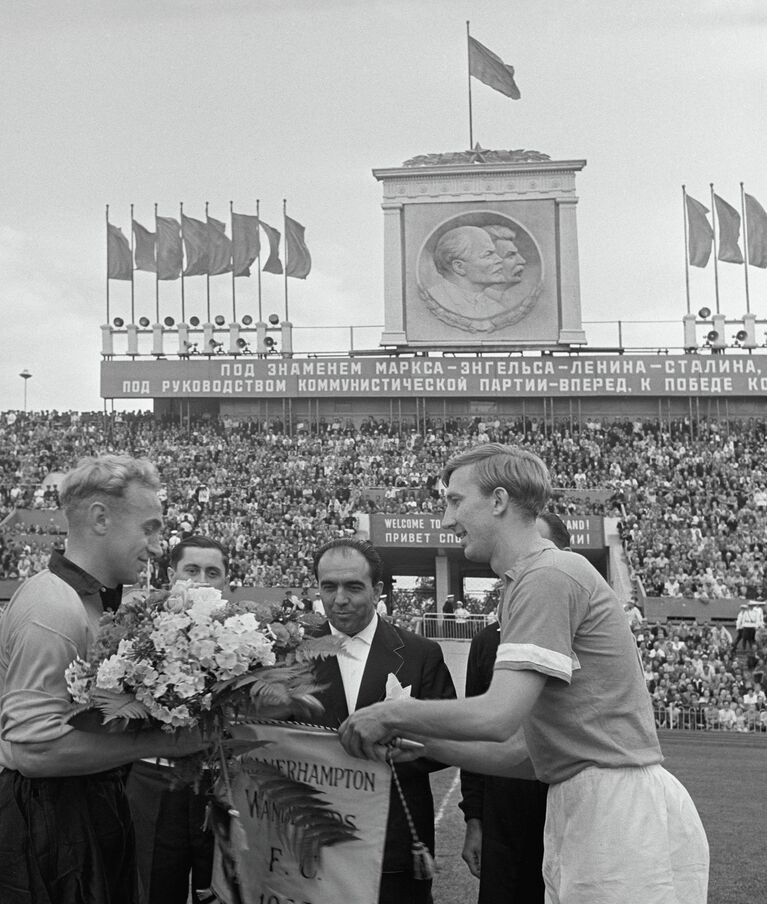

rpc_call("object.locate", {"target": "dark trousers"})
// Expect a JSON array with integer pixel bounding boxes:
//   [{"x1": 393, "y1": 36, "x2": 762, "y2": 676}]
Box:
[
  {"x1": 0, "y1": 768, "x2": 137, "y2": 904},
  {"x1": 479, "y1": 779, "x2": 549, "y2": 904},
  {"x1": 126, "y1": 760, "x2": 213, "y2": 904},
  {"x1": 379, "y1": 872, "x2": 432, "y2": 904}
]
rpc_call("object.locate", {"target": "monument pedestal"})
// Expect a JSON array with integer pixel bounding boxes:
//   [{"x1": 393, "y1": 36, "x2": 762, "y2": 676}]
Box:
[{"x1": 373, "y1": 148, "x2": 588, "y2": 350}]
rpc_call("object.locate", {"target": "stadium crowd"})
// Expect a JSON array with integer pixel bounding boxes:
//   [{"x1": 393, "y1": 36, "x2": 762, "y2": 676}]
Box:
[
  {"x1": 635, "y1": 617, "x2": 767, "y2": 732},
  {"x1": 3, "y1": 410, "x2": 767, "y2": 602}
]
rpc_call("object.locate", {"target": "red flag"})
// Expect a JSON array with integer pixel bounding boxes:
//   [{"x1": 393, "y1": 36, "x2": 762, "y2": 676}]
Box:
[
  {"x1": 685, "y1": 195, "x2": 713, "y2": 268},
  {"x1": 182, "y1": 214, "x2": 209, "y2": 276},
  {"x1": 468, "y1": 35, "x2": 520, "y2": 100},
  {"x1": 132, "y1": 220, "x2": 156, "y2": 273},
  {"x1": 156, "y1": 216, "x2": 182, "y2": 279},
  {"x1": 207, "y1": 216, "x2": 232, "y2": 275},
  {"x1": 232, "y1": 212, "x2": 261, "y2": 277},
  {"x1": 259, "y1": 220, "x2": 283, "y2": 275},
  {"x1": 745, "y1": 193, "x2": 767, "y2": 269},
  {"x1": 285, "y1": 215, "x2": 312, "y2": 279},
  {"x1": 714, "y1": 194, "x2": 744, "y2": 264},
  {"x1": 107, "y1": 223, "x2": 132, "y2": 280}
]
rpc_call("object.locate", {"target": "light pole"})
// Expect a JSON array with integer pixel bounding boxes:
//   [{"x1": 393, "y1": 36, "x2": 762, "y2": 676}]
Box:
[{"x1": 19, "y1": 369, "x2": 32, "y2": 412}]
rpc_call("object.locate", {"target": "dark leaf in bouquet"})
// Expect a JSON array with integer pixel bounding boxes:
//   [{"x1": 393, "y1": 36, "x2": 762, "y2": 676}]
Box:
[
  {"x1": 211, "y1": 672, "x2": 269, "y2": 696},
  {"x1": 67, "y1": 703, "x2": 149, "y2": 733},
  {"x1": 294, "y1": 634, "x2": 348, "y2": 662},
  {"x1": 91, "y1": 688, "x2": 152, "y2": 725}
]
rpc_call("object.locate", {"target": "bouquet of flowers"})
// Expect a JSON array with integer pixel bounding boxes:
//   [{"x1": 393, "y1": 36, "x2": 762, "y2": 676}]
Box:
[{"x1": 66, "y1": 581, "x2": 339, "y2": 745}]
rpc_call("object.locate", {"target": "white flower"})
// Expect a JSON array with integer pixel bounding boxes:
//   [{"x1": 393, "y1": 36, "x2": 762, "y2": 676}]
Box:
[{"x1": 96, "y1": 654, "x2": 130, "y2": 690}]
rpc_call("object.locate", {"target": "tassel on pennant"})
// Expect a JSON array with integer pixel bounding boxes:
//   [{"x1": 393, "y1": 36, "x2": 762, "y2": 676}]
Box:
[
  {"x1": 387, "y1": 749, "x2": 435, "y2": 882},
  {"x1": 411, "y1": 841, "x2": 436, "y2": 880}
]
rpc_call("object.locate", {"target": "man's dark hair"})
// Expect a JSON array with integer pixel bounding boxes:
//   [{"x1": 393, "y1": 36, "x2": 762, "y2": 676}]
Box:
[
  {"x1": 538, "y1": 511, "x2": 571, "y2": 550},
  {"x1": 170, "y1": 535, "x2": 229, "y2": 571},
  {"x1": 313, "y1": 538, "x2": 384, "y2": 586}
]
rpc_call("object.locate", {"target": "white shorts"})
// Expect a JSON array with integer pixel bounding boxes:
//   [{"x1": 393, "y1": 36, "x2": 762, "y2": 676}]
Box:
[{"x1": 543, "y1": 764, "x2": 709, "y2": 904}]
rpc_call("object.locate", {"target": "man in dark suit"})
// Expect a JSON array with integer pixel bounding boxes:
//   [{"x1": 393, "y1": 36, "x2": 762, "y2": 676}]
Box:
[
  {"x1": 459, "y1": 512, "x2": 571, "y2": 904},
  {"x1": 311, "y1": 538, "x2": 455, "y2": 904}
]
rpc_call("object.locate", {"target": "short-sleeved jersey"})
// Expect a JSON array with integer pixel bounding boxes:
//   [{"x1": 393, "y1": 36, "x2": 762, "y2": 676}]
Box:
[
  {"x1": 0, "y1": 554, "x2": 106, "y2": 771},
  {"x1": 494, "y1": 542, "x2": 662, "y2": 784}
]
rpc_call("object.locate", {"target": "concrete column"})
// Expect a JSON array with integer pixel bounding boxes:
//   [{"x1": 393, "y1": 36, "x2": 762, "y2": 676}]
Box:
[
  {"x1": 101, "y1": 325, "x2": 114, "y2": 357},
  {"x1": 556, "y1": 198, "x2": 587, "y2": 345},
  {"x1": 380, "y1": 202, "x2": 407, "y2": 345},
  {"x1": 177, "y1": 323, "x2": 189, "y2": 356},
  {"x1": 683, "y1": 313, "x2": 697, "y2": 350},
  {"x1": 742, "y1": 312, "x2": 757, "y2": 348},
  {"x1": 126, "y1": 324, "x2": 139, "y2": 356},
  {"x1": 435, "y1": 553, "x2": 450, "y2": 613},
  {"x1": 152, "y1": 324, "x2": 163, "y2": 357}
]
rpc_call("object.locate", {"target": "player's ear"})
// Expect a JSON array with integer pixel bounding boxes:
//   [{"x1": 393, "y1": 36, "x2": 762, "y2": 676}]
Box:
[
  {"x1": 88, "y1": 500, "x2": 109, "y2": 536},
  {"x1": 491, "y1": 487, "x2": 510, "y2": 514}
]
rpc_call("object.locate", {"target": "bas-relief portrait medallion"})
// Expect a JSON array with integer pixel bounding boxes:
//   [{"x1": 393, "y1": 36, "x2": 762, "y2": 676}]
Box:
[{"x1": 416, "y1": 212, "x2": 543, "y2": 334}]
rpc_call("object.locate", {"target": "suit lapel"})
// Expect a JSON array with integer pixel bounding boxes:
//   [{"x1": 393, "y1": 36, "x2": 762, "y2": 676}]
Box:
[
  {"x1": 355, "y1": 618, "x2": 405, "y2": 711},
  {"x1": 314, "y1": 624, "x2": 349, "y2": 728}
]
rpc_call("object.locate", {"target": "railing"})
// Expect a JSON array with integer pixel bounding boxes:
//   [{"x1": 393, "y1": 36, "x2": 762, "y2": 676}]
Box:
[
  {"x1": 652, "y1": 704, "x2": 767, "y2": 734},
  {"x1": 419, "y1": 613, "x2": 491, "y2": 640}
]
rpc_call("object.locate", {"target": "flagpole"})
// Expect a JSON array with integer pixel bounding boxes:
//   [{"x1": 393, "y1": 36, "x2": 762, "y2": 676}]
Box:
[
  {"x1": 230, "y1": 200, "x2": 237, "y2": 322},
  {"x1": 154, "y1": 203, "x2": 160, "y2": 323},
  {"x1": 709, "y1": 184, "x2": 721, "y2": 315},
  {"x1": 740, "y1": 182, "x2": 751, "y2": 314},
  {"x1": 130, "y1": 203, "x2": 135, "y2": 324},
  {"x1": 466, "y1": 21, "x2": 474, "y2": 148},
  {"x1": 283, "y1": 198, "x2": 289, "y2": 322},
  {"x1": 179, "y1": 202, "x2": 186, "y2": 323},
  {"x1": 682, "y1": 186, "x2": 691, "y2": 315},
  {"x1": 204, "y1": 202, "x2": 211, "y2": 323},
  {"x1": 105, "y1": 204, "x2": 111, "y2": 324},
  {"x1": 256, "y1": 199, "x2": 263, "y2": 322}
]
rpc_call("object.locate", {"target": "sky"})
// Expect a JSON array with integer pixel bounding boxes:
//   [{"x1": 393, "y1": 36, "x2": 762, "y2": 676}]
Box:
[{"x1": 1, "y1": 0, "x2": 766, "y2": 412}]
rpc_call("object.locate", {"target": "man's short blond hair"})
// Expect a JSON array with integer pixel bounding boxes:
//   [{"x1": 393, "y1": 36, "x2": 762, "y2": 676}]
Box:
[
  {"x1": 59, "y1": 454, "x2": 160, "y2": 519},
  {"x1": 441, "y1": 443, "x2": 551, "y2": 520}
]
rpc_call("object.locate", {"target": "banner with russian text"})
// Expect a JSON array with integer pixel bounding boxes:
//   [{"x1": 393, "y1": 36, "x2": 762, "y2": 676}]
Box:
[{"x1": 212, "y1": 723, "x2": 391, "y2": 904}]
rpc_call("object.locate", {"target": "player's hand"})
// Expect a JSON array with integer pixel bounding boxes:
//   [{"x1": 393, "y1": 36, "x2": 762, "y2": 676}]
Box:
[
  {"x1": 461, "y1": 818, "x2": 483, "y2": 879},
  {"x1": 339, "y1": 702, "x2": 397, "y2": 759}
]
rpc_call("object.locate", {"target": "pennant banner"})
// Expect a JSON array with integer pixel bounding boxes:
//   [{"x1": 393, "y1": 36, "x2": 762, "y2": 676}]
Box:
[
  {"x1": 212, "y1": 723, "x2": 391, "y2": 904},
  {"x1": 182, "y1": 214, "x2": 210, "y2": 276},
  {"x1": 207, "y1": 216, "x2": 233, "y2": 275},
  {"x1": 714, "y1": 194, "x2": 744, "y2": 264},
  {"x1": 132, "y1": 220, "x2": 157, "y2": 273},
  {"x1": 285, "y1": 215, "x2": 312, "y2": 279},
  {"x1": 260, "y1": 220, "x2": 284, "y2": 274},
  {"x1": 685, "y1": 195, "x2": 714, "y2": 268},
  {"x1": 107, "y1": 223, "x2": 132, "y2": 280},
  {"x1": 232, "y1": 212, "x2": 261, "y2": 277},
  {"x1": 156, "y1": 215, "x2": 183, "y2": 280},
  {"x1": 745, "y1": 193, "x2": 767, "y2": 269},
  {"x1": 468, "y1": 35, "x2": 521, "y2": 99}
]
